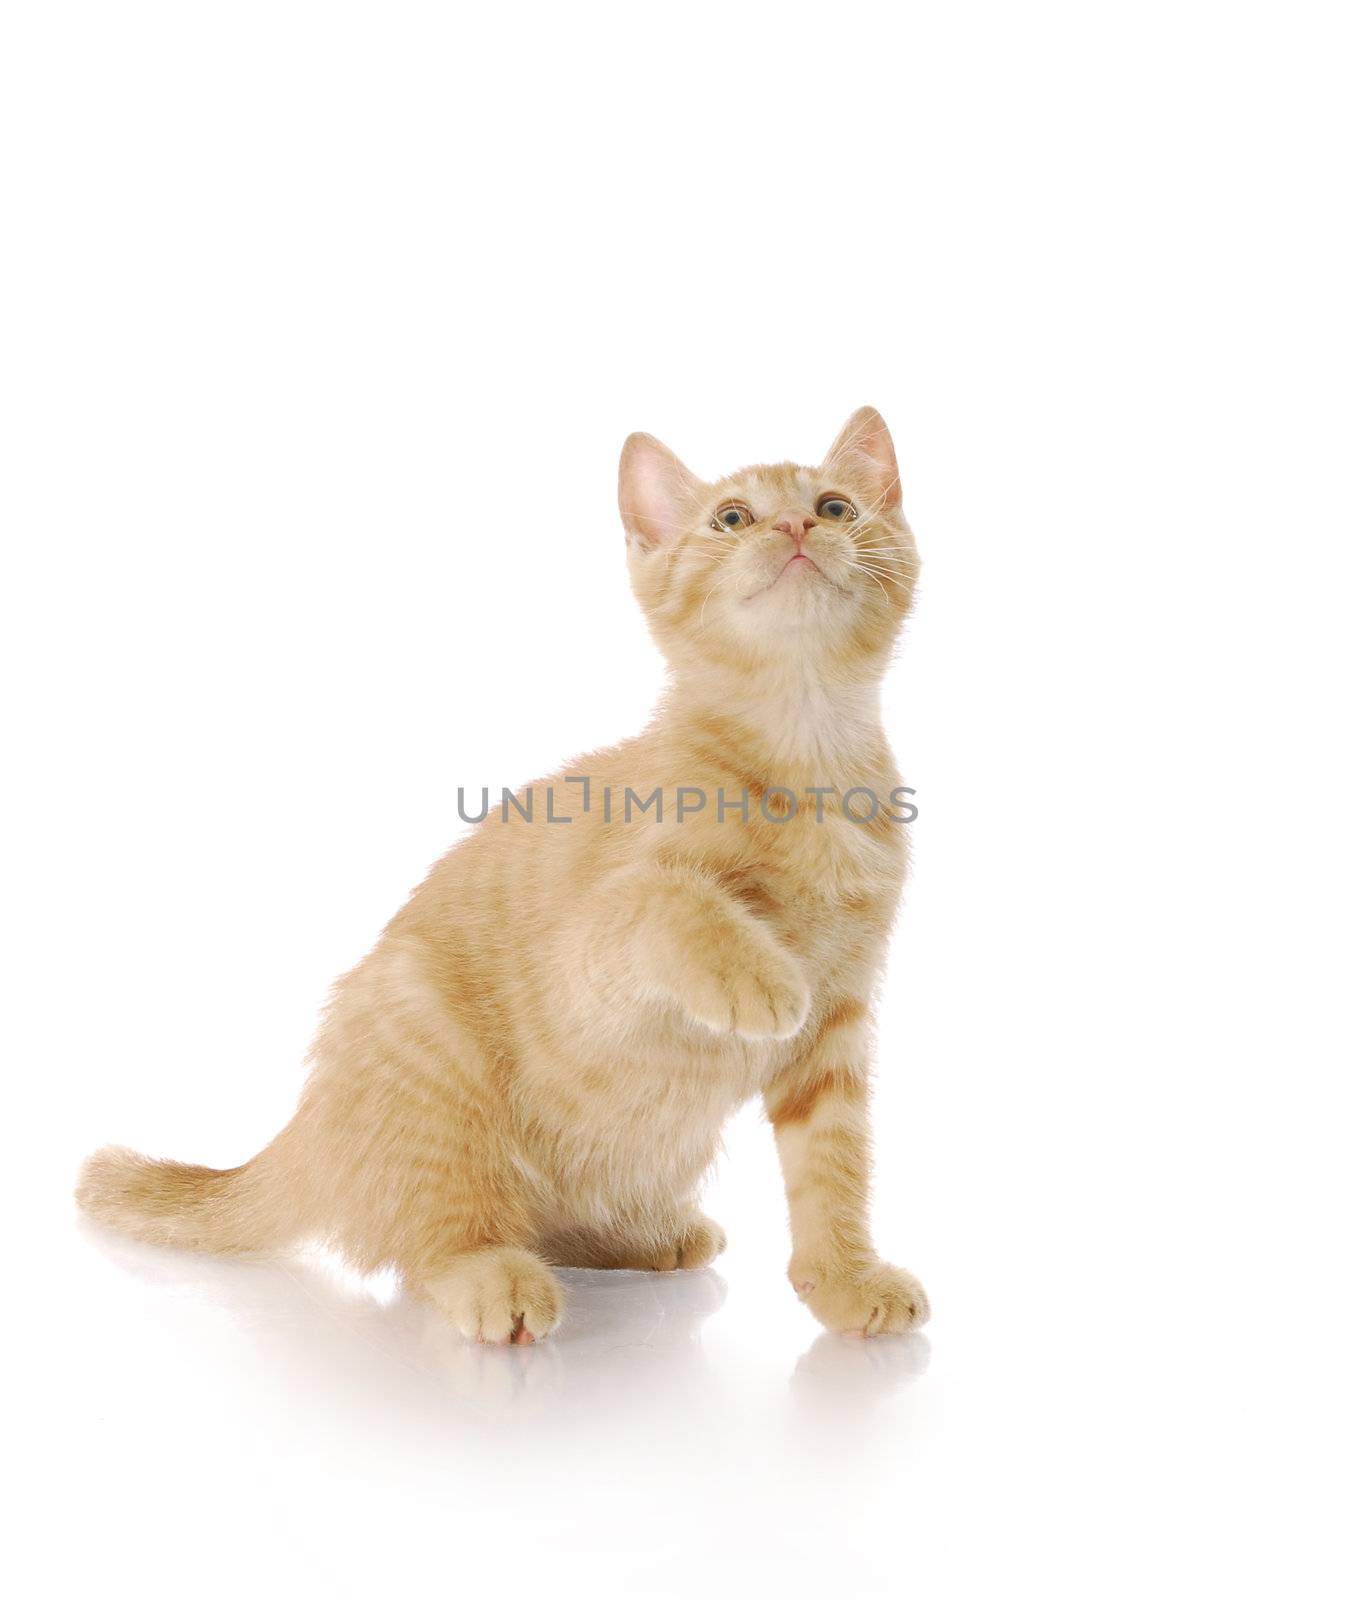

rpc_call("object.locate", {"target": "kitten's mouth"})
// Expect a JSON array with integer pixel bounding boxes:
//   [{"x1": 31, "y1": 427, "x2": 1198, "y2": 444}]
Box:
[{"x1": 743, "y1": 553, "x2": 848, "y2": 603}]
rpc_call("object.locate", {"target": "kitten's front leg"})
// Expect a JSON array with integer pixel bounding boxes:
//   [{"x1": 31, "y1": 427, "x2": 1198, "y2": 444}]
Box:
[
  {"x1": 602, "y1": 862, "x2": 810, "y2": 1040},
  {"x1": 765, "y1": 999, "x2": 930, "y2": 1336}
]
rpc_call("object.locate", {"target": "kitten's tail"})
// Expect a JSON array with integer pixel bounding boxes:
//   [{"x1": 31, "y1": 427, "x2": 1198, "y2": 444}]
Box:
[{"x1": 75, "y1": 1133, "x2": 301, "y2": 1255}]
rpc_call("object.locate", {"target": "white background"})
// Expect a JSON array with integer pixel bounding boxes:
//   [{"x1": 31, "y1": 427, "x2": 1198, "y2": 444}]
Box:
[{"x1": 3, "y1": 3, "x2": 1365, "y2": 1596}]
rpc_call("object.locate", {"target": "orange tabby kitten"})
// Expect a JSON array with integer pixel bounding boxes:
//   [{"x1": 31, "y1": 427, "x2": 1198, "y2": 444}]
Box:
[{"x1": 78, "y1": 407, "x2": 929, "y2": 1344}]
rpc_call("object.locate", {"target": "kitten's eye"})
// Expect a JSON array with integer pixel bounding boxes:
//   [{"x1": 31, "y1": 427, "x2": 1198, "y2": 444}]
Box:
[
  {"x1": 712, "y1": 502, "x2": 754, "y2": 531},
  {"x1": 817, "y1": 496, "x2": 855, "y2": 520}
]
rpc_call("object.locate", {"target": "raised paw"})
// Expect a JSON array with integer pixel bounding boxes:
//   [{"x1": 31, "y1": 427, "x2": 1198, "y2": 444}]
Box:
[
  {"x1": 790, "y1": 1259, "x2": 930, "y2": 1337},
  {"x1": 681, "y1": 950, "x2": 810, "y2": 1040},
  {"x1": 423, "y1": 1247, "x2": 564, "y2": 1344}
]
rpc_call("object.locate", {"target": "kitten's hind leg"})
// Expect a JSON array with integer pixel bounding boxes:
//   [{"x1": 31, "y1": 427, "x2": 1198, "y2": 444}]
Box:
[
  {"x1": 615, "y1": 1214, "x2": 727, "y2": 1272},
  {"x1": 548, "y1": 1213, "x2": 727, "y2": 1273},
  {"x1": 417, "y1": 1246, "x2": 565, "y2": 1344}
]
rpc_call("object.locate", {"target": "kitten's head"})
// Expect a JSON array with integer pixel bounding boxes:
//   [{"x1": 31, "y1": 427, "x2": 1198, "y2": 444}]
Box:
[{"x1": 618, "y1": 408, "x2": 918, "y2": 681}]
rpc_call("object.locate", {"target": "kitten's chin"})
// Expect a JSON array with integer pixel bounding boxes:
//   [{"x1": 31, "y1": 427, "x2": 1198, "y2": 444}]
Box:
[
  {"x1": 724, "y1": 574, "x2": 864, "y2": 658},
  {"x1": 742, "y1": 554, "x2": 852, "y2": 609}
]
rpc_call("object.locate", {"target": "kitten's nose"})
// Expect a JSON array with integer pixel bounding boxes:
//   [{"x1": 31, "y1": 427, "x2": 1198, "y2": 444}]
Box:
[{"x1": 774, "y1": 512, "x2": 817, "y2": 548}]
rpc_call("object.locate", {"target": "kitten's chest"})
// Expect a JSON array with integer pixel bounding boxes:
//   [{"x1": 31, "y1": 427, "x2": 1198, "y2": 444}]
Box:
[{"x1": 752, "y1": 810, "x2": 905, "y2": 977}]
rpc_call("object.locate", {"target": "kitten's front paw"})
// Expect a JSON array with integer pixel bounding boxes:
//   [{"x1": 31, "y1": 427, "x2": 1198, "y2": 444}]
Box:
[
  {"x1": 424, "y1": 1247, "x2": 564, "y2": 1344},
  {"x1": 790, "y1": 1260, "x2": 930, "y2": 1337},
  {"x1": 680, "y1": 949, "x2": 811, "y2": 1040}
]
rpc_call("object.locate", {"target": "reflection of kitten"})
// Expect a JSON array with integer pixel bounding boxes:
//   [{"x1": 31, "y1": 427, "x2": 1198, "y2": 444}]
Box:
[
  {"x1": 79, "y1": 409, "x2": 929, "y2": 1347},
  {"x1": 84, "y1": 1221, "x2": 729, "y2": 1424}
]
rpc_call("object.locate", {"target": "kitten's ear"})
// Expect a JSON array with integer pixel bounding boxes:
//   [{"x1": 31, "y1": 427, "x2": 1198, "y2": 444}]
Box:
[
  {"x1": 619, "y1": 432, "x2": 702, "y2": 549},
  {"x1": 823, "y1": 406, "x2": 902, "y2": 511}
]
